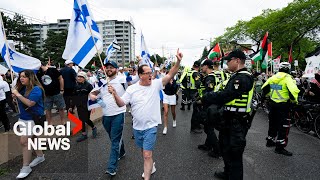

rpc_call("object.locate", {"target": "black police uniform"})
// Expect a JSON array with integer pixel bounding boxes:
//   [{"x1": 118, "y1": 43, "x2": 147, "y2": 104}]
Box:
[
  {"x1": 202, "y1": 68, "x2": 254, "y2": 180},
  {"x1": 201, "y1": 73, "x2": 221, "y2": 157}
]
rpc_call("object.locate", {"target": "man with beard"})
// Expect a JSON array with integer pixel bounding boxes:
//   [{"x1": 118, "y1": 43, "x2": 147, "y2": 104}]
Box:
[{"x1": 89, "y1": 61, "x2": 127, "y2": 176}]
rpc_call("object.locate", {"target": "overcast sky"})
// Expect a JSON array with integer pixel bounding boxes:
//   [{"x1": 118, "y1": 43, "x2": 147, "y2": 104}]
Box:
[{"x1": 0, "y1": 0, "x2": 293, "y2": 66}]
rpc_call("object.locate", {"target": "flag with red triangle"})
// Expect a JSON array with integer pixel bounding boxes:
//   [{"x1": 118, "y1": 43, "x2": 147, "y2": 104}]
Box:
[{"x1": 208, "y1": 43, "x2": 221, "y2": 60}]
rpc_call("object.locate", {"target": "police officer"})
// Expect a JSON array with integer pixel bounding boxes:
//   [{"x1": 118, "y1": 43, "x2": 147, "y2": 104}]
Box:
[
  {"x1": 197, "y1": 60, "x2": 221, "y2": 158},
  {"x1": 200, "y1": 49, "x2": 255, "y2": 180},
  {"x1": 180, "y1": 61, "x2": 201, "y2": 111},
  {"x1": 261, "y1": 62, "x2": 300, "y2": 156}
]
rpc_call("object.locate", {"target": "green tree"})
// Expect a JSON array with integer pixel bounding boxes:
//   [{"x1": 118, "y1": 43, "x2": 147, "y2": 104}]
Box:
[
  {"x1": 200, "y1": 47, "x2": 209, "y2": 60},
  {"x1": 86, "y1": 52, "x2": 106, "y2": 70},
  {"x1": 150, "y1": 54, "x2": 165, "y2": 66},
  {"x1": 43, "y1": 30, "x2": 68, "y2": 65},
  {"x1": 1, "y1": 12, "x2": 41, "y2": 58},
  {"x1": 214, "y1": 0, "x2": 320, "y2": 69}
]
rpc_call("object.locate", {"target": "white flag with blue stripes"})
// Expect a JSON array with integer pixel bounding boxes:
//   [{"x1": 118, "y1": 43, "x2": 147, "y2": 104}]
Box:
[
  {"x1": 62, "y1": 0, "x2": 103, "y2": 68},
  {"x1": 87, "y1": 78, "x2": 108, "y2": 110},
  {"x1": 104, "y1": 37, "x2": 120, "y2": 64},
  {"x1": 140, "y1": 33, "x2": 154, "y2": 68},
  {"x1": 0, "y1": 19, "x2": 41, "y2": 73}
]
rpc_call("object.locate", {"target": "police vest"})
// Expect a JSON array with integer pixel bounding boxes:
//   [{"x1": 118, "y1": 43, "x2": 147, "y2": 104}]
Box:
[
  {"x1": 262, "y1": 72, "x2": 298, "y2": 103},
  {"x1": 215, "y1": 70, "x2": 230, "y2": 92},
  {"x1": 224, "y1": 71, "x2": 254, "y2": 113},
  {"x1": 214, "y1": 70, "x2": 226, "y2": 84},
  {"x1": 179, "y1": 71, "x2": 188, "y2": 89},
  {"x1": 187, "y1": 70, "x2": 197, "y2": 90}
]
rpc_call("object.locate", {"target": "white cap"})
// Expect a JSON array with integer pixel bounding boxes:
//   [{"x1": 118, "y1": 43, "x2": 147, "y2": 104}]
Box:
[
  {"x1": 65, "y1": 60, "x2": 74, "y2": 65},
  {"x1": 119, "y1": 67, "x2": 123, "y2": 70}
]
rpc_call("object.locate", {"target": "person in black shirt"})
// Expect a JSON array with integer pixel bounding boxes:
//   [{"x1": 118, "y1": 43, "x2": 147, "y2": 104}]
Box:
[
  {"x1": 60, "y1": 60, "x2": 77, "y2": 113},
  {"x1": 71, "y1": 71, "x2": 97, "y2": 142},
  {"x1": 37, "y1": 62, "x2": 65, "y2": 125},
  {"x1": 162, "y1": 75, "x2": 179, "y2": 135}
]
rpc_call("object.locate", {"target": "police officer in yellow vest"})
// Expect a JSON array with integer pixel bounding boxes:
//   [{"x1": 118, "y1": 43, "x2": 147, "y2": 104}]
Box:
[
  {"x1": 261, "y1": 62, "x2": 300, "y2": 156},
  {"x1": 197, "y1": 60, "x2": 221, "y2": 158},
  {"x1": 200, "y1": 49, "x2": 255, "y2": 180},
  {"x1": 180, "y1": 61, "x2": 201, "y2": 111}
]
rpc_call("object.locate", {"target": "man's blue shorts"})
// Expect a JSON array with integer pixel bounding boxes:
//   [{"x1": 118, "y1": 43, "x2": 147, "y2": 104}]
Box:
[{"x1": 133, "y1": 127, "x2": 157, "y2": 151}]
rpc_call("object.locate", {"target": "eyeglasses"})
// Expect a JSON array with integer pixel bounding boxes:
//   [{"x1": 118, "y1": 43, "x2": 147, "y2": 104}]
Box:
[{"x1": 141, "y1": 72, "x2": 152, "y2": 75}]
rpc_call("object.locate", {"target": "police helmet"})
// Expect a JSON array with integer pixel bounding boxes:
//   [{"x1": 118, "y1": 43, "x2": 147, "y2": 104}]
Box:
[{"x1": 279, "y1": 62, "x2": 291, "y2": 73}]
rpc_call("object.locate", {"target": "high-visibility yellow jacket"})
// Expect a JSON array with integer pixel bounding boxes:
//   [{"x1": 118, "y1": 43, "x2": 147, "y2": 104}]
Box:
[{"x1": 262, "y1": 72, "x2": 300, "y2": 103}]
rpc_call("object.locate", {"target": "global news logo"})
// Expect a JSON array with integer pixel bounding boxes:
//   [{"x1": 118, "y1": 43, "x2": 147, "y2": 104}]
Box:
[{"x1": 12, "y1": 112, "x2": 82, "y2": 151}]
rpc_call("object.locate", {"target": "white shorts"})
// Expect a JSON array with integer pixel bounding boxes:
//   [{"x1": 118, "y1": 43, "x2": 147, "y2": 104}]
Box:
[
  {"x1": 16, "y1": 119, "x2": 35, "y2": 136},
  {"x1": 163, "y1": 94, "x2": 177, "y2": 105}
]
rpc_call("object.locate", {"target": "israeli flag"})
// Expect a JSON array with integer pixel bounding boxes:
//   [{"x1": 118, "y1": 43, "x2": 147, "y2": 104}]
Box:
[
  {"x1": 0, "y1": 19, "x2": 41, "y2": 73},
  {"x1": 87, "y1": 78, "x2": 108, "y2": 110},
  {"x1": 62, "y1": 0, "x2": 103, "y2": 68},
  {"x1": 140, "y1": 33, "x2": 154, "y2": 68},
  {"x1": 104, "y1": 37, "x2": 120, "y2": 64}
]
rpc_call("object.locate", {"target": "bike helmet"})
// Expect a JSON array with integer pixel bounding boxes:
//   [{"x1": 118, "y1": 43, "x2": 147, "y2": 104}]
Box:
[{"x1": 279, "y1": 62, "x2": 291, "y2": 73}]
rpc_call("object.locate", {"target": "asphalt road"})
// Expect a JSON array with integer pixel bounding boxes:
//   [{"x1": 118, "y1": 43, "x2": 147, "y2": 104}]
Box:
[{"x1": 1, "y1": 104, "x2": 320, "y2": 180}]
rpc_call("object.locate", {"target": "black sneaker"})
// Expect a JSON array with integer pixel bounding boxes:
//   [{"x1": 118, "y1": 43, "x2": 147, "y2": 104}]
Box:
[
  {"x1": 180, "y1": 106, "x2": 185, "y2": 111},
  {"x1": 214, "y1": 171, "x2": 227, "y2": 180},
  {"x1": 208, "y1": 151, "x2": 220, "y2": 158},
  {"x1": 187, "y1": 105, "x2": 191, "y2": 110},
  {"x1": 274, "y1": 148, "x2": 293, "y2": 156},
  {"x1": 198, "y1": 144, "x2": 211, "y2": 151},
  {"x1": 266, "y1": 140, "x2": 276, "y2": 147}
]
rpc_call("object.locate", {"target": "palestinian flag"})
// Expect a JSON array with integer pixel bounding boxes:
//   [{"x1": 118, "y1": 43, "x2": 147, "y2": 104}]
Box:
[
  {"x1": 251, "y1": 51, "x2": 262, "y2": 62},
  {"x1": 251, "y1": 32, "x2": 269, "y2": 63},
  {"x1": 262, "y1": 42, "x2": 272, "y2": 69},
  {"x1": 208, "y1": 43, "x2": 221, "y2": 60}
]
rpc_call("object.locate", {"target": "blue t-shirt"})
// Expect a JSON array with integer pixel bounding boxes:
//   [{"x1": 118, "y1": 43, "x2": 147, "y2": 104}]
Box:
[{"x1": 18, "y1": 86, "x2": 45, "y2": 120}]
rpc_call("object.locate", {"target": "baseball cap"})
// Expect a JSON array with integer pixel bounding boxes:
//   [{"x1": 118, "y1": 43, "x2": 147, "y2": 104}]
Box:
[
  {"x1": 65, "y1": 60, "x2": 74, "y2": 65},
  {"x1": 193, "y1": 61, "x2": 201, "y2": 67},
  {"x1": 77, "y1": 71, "x2": 88, "y2": 80},
  {"x1": 224, "y1": 49, "x2": 247, "y2": 61},
  {"x1": 202, "y1": 60, "x2": 214, "y2": 68},
  {"x1": 104, "y1": 61, "x2": 119, "y2": 69}
]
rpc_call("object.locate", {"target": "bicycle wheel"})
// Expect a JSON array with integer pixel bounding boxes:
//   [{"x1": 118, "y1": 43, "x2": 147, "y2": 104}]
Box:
[
  {"x1": 295, "y1": 111, "x2": 312, "y2": 133},
  {"x1": 314, "y1": 115, "x2": 320, "y2": 139}
]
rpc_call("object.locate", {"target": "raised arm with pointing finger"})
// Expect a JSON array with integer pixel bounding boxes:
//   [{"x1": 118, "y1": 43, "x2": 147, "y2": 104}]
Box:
[{"x1": 162, "y1": 48, "x2": 183, "y2": 86}]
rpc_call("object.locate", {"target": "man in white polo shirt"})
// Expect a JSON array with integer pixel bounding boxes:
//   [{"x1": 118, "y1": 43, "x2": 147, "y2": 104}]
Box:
[
  {"x1": 89, "y1": 61, "x2": 126, "y2": 176},
  {"x1": 109, "y1": 49, "x2": 183, "y2": 180}
]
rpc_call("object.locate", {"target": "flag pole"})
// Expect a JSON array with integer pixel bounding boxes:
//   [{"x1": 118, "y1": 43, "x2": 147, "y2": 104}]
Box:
[
  {"x1": 0, "y1": 11, "x2": 15, "y2": 84},
  {"x1": 87, "y1": 24, "x2": 108, "y2": 80}
]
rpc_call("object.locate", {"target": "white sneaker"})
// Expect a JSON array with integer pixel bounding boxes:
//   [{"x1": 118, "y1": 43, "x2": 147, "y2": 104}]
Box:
[
  {"x1": 29, "y1": 155, "x2": 45, "y2": 168},
  {"x1": 16, "y1": 166, "x2": 32, "y2": 179},
  {"x1": 162, "y1": 127, "x2": 167, "y2": 135},
  {"x1": 173, "y1": 120, "x2": 176, "y2": 128},
  {"x1": 142, "y1": 162, "x2": 156, "y2": 178}
]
